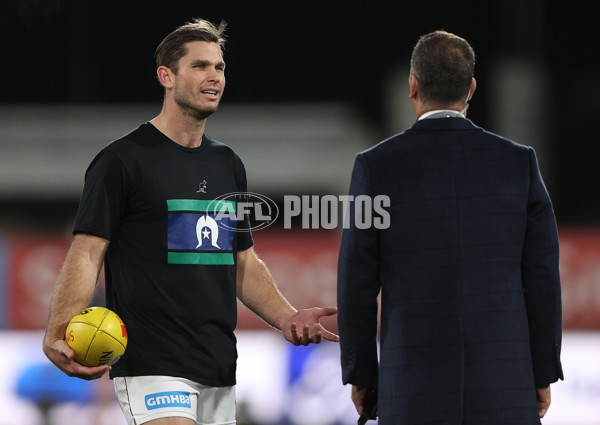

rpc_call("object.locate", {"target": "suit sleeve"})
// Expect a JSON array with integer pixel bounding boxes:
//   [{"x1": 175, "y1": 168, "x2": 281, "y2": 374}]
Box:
[
  {"x1": 522, "y1": 148, "x2": 564, "y2": 387},
  {"x1": 337, "y1": 153, "x2": 381, "y2": 388}
]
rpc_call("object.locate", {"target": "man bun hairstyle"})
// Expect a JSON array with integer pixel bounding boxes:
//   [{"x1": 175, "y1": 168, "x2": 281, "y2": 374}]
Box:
[
  {"x1": 410, "y1": 30, "x2": 475, "y2": 105},
  {"x1": 155, "y1": 18, "x2": 227, "y2": 74}
]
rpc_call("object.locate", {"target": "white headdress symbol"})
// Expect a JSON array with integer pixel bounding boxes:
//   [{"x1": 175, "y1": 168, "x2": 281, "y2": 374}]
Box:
[{"x1": 196, "y1": 215, "x2": 220, "y2": 249}]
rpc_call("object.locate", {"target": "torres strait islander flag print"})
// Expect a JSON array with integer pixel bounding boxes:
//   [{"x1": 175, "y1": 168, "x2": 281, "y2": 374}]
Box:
[{"x1": 167, "y1": 199, "x2": 237, "y2": 265}]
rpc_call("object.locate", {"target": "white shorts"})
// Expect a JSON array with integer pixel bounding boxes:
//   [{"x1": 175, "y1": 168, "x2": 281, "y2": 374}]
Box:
[{"x1": 113, "y1": 375, "x2": 236, "y2": 425}]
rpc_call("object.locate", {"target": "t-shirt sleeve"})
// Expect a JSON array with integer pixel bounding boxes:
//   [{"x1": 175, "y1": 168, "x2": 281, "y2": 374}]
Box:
[
  {"x1": 73, "y1": 149, "x2": 129, "y2": 240},
  {"x1": 234, "y1": 154, "x2": 254, "y2": 251}
]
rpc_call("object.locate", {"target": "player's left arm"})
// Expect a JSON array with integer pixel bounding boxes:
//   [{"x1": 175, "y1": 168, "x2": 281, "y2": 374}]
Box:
[{"x1": 236, "y1": 247, "x2": 339, "y2": 345}]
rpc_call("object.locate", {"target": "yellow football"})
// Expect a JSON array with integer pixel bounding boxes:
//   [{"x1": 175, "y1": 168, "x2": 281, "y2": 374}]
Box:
[{"x1": 65, "y1": 306, "x2": 128, "y2": 367}]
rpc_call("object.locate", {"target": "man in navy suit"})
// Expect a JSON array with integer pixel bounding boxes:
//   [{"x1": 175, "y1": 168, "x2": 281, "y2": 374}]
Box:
[{"x1": 337, "y1": 30, "x2": 563, "y2": 425}]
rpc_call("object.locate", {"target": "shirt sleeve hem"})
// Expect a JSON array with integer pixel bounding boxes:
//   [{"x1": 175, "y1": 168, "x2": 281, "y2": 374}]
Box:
[
  {"x1": 236, "y1": 238, "x2": 254, "y2": 252},
  {"x1": 73, "y1": 227, "x2": 112, "y2": 241}
]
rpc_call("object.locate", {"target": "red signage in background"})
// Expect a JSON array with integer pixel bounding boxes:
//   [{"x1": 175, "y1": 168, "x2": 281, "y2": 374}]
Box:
[
  {"x1": 244, "y1": 228, "x2": 600, "y2": 332},
  {"x1": 238, "y1": 230, "x2": 342, "y2": 333},
  {"x1": 2, "y1": 228, "x2": 598, "y2": 331},
  {"x1": 5, "y1": 235, "x2": 72, "y2": 329},
  {"x1": 559, "y1": 229, "x2": 600, "y2": 329}
]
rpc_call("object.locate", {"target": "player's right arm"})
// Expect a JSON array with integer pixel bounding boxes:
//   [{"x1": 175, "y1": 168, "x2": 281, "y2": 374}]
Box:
[{"x1": 42, "y1": 233, "x2": 110, "y2": 380}]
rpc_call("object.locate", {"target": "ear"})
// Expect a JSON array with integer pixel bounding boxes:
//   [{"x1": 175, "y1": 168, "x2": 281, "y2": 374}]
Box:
[
  {"x1": 156, "y1": 65, "x2": 175, "y2": 89},
  {"x1": 409, "y1": 74, "x2": 419, "y2": 100},
  {"x1": 467, "y1": 77, "x2": 476, "y2": 101}
]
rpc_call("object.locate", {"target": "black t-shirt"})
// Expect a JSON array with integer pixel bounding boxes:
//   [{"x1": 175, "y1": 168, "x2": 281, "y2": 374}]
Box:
[{"x1": 73, "y1": 122, "x2": 254, "y2": 386}]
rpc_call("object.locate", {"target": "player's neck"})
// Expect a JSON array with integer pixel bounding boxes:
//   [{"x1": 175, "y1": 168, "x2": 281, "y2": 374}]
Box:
[{"x1": 151, "y1": 106, "x2": 207, "y2": 149}]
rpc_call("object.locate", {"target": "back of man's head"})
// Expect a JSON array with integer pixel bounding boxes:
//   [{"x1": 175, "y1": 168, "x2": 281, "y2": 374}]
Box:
[{"x1": 410, "y1": 30, "x2": 475, "y2": 106}]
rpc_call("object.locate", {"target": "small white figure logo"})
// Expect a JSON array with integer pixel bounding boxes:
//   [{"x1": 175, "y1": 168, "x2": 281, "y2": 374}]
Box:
[{"x1": 196, "y1": 180, "x2": 207, "y2": 193}]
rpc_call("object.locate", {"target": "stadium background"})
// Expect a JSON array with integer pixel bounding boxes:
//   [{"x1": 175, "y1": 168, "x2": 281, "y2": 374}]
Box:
[{"x1": 0, "y1": 1, "x2": 598, "y2": 424}]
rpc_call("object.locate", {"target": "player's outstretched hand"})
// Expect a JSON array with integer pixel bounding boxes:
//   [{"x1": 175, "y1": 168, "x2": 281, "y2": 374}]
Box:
[
  {"x1": 42, "y1": 338, "x2": 110, "y2": 380},
  {"x1": 282, "y1": 307, "x2": 340, "y2": 346}
]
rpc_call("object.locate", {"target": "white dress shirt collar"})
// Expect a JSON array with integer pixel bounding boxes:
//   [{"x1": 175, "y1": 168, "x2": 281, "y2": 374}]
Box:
[{"x1": 418, "y1": 109, "x2": 465, "y2": 120}]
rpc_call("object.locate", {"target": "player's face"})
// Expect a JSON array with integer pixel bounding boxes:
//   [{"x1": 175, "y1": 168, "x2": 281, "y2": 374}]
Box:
[{"x1": 172, "y1": 41, "x2": 226, "y2": 121}]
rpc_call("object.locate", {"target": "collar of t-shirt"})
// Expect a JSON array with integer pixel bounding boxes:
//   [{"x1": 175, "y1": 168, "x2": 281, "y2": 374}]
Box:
[{"x1": 418, "y1": 109, "x2": 465, "y2": 120}]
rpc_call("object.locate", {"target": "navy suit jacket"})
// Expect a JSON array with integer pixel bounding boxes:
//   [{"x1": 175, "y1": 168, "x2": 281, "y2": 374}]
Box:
[{"x1": 338, "y1": 117, "x2": 563, "y2": 425}]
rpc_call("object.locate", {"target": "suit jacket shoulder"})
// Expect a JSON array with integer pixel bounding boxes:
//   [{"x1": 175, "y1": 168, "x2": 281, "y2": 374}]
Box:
[{"x1": 363, "y1": 118, "x2": 531, "y2": 159}]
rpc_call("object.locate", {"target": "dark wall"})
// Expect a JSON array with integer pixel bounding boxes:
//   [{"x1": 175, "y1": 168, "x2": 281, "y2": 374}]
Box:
[{"x1": 0, "y1": 1, "x2": 598, "y2": 224}]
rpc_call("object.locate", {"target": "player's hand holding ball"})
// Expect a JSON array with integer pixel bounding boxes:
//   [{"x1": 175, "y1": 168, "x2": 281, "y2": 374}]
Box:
[{"x1": 65, "y1": 306, "x2": 128, "y2": 367}]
